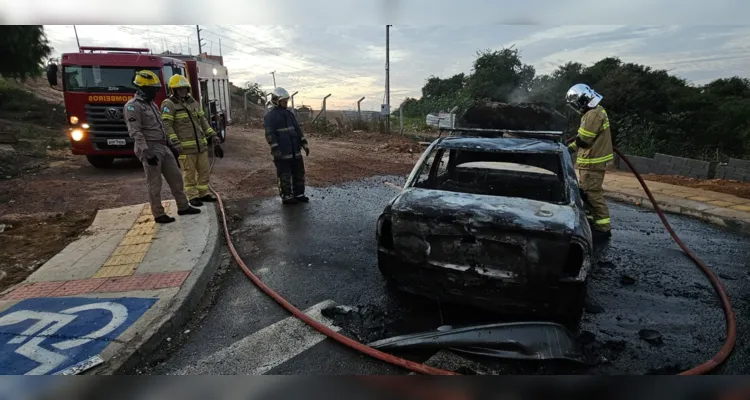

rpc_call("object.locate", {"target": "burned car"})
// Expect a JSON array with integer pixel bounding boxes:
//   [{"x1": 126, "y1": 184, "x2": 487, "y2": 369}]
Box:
[{"x1": 376, "y1": 133, "x2": 593, "y2": 320}]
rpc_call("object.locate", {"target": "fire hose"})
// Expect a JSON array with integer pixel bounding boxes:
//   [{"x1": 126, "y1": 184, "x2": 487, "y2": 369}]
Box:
[{"x1": 206, "y1": 141, "x2": 736, "y2": 376}]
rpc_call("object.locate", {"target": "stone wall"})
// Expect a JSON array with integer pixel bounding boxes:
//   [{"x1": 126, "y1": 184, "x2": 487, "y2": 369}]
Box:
[{"x1": 715, "y1": 158, "x2": 750, "y2": 182}]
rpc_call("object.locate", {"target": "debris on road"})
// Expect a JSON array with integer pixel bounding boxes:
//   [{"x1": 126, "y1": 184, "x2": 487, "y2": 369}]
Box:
[
  {"x1": 638, "y1": 329, "x2": 664, "y2": 346},
  {"x1": 368, "y1": 321, "x2": 587, "y2": 364}
]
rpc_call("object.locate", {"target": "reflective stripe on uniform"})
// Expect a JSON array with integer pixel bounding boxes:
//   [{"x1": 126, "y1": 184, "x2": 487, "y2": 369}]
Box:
[
  {"x1": 162, "y1": 114, "x2": 174, "y2": 120},
  {"x1": 578, "y1": 127, "x2": 597, "y2": 138},
  {"x1": 270, "y1": 143, "x2": 279, "y2": 148},
  {"x1": 196, "y1": 184, "x2": 209, "y2": 191},
  {"x1": 206, "y1": 128, "x2": 216, "y2": 135},
  {"x1": 277, "y1": 127, "x2": 294, "y2": 132},
  {"x1": 595, "y1": 218, "x2": 611, "y2": 225},
  {"x1": 178, "y1": 154, "x2": 187, "y2": 160},
  {"x1": 168, "y1": 134, "x2": 179, "y2": 142},
  {"x1": 577, "y1": 153, "x2": 614, "y2": 165}
]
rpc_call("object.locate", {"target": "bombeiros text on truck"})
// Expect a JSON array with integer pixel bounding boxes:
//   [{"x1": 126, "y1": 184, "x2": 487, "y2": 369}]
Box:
[{"x1": 46, "y1": 46, "x2": 232, "y2": 168}]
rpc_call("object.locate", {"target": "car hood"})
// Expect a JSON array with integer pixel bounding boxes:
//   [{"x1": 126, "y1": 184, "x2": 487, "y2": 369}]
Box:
[{"x1": 390, "y1": 188, "x2": 578, "y2": 235}]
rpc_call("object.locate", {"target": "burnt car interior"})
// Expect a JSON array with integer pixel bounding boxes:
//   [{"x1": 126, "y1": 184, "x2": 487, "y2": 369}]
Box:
[{"x1": 413, "y1": 146, "x2": 568, "y2": 204}]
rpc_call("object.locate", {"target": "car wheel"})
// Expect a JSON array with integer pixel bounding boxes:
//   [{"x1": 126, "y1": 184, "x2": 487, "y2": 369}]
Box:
[
  {"x1": 555, "y1": 282, "x2": 587, "y2": 331},
  {"x1": 86, "y1": 155, "x2": 115, "y2": 168},
  {"x1": 219, "y1": 118, "x2": 227, "y2": 143}
]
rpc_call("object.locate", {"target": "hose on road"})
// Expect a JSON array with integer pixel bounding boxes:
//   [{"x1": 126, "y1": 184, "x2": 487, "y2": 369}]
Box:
[{"x1": 206, "y1": 142, "x2": 736, "y2": 376}]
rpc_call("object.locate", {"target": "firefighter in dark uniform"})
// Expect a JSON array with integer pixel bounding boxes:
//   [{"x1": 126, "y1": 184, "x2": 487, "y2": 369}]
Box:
[
  {"x1": 124, "y1": 70, "x2": 200, "y2": 223},
  {"x1": 264, "y1": 87, "x2": 310, "y2": 204}
]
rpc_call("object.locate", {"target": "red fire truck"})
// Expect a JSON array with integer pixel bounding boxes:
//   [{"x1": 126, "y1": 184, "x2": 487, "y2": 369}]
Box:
[{"x1": 47, "y1": 46, "x2": 231, "y2": 168}]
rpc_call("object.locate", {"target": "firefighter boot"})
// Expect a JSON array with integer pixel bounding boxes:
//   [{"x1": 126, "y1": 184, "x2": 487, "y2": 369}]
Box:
[
  {"x1": 295, "y1": 195, "x2": 310, "y2": 203},
  {"x1": 189, "y1": 198, "x2": 204, "y2": 207},
  {"x1": 199, "y1": 194, "x2": 217, "y2": 202},
  {"x1": 178, "y1": 206, "x2": 202, "y2": 215},
  {"x1": 154, "y1": 215, "x2": 176, "y2": 224}
]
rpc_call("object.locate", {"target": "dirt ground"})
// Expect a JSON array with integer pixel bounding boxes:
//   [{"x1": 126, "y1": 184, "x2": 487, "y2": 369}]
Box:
[
  {"x1": 641, "y1": 173, "x2": 750, "y2": 200},
  {"x1": 0, "y1": 127, "x2": 420, "y2": 291}
]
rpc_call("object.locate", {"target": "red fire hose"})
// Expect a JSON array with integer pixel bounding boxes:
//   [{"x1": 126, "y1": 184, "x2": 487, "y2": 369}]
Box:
[{"x1": 207, "y1": 143, "x2": 736, "y2": 376}]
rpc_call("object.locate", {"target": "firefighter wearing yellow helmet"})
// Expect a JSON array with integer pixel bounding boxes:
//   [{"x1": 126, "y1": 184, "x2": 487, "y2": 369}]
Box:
[
  {"x1": 161, "y1": 74, "x2": 222, "y2": 207},
  {"x1": 123, "y1": 70, "x2": 200, "y2": 223},
  {"x1": 566, "y1": 83, "x2": 613, "y2": 240}
]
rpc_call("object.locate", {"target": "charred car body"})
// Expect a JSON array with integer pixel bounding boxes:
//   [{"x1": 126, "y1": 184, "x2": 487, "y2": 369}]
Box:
[{"x1": 376, "y1": 130, "x2": 593, "y2": 320}]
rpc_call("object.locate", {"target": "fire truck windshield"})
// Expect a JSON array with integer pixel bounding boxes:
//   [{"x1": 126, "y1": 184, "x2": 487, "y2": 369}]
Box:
[{"x1": 63, "y1": 65, "x2": 161, "y2": 93}]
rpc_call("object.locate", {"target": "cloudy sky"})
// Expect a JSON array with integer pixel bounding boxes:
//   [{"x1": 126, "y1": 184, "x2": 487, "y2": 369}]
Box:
[{"x1": 42, "y1": 24, "x2": 750, "y2": 111}]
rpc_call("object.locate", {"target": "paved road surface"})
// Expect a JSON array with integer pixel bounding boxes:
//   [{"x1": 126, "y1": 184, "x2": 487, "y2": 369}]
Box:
[{"x1": 142, "y1": 176, "x2": 750, "y2": 375}]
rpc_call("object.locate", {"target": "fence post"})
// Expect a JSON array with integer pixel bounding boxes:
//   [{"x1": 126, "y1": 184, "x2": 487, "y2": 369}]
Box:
[
  {"x1": 450, "y1": 106, "x2": 458, "y2": 128},
  {"x1": 357, "y1": 97, "x2": 365, "y2": 120},
  {"x1": 399, "y1": 99, "x2": 405, "y2": 135},
  {"x1": 311, "y1": 94, "x2": 331, "y2": 124},
  {"x1": 290, "y1": 91, "x2": 299, "y2": 116}
]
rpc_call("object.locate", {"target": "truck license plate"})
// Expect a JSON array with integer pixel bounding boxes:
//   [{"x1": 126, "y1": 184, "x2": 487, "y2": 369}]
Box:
[{"x1": 107, "y1": 139, "x2": 126, "y2": 146}]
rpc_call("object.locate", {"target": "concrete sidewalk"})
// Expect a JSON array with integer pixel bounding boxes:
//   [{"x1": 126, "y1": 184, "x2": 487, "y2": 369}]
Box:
[
  {"x1": 601, "y1": 171, "x2": 750, "y2": 233},
  {"x1": 0, "y1": 200, "x2": 221, "y2": 375}
]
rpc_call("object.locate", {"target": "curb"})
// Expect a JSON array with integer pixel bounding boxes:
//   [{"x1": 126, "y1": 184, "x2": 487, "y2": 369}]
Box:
[
  {"x1": 604, "y1": 190, "x2": 750, "y2": 235},
  {"x1": 93, "y1": 203, "x2": 223, "y2": 375}
]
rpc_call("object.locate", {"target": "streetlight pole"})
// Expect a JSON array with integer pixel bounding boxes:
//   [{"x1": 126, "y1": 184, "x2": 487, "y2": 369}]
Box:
[
  {"x1": 385, "y1": 24, "x2": 391, "y2": 134},
  {"x1": 270, "y1": 71, "x2": 276, "y2": 88}
]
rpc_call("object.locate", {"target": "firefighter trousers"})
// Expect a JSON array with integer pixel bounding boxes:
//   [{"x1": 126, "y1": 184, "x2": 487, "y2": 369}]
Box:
[
  {"x1": 578, "y1": 169, "x2": 611, "y2": 232},
  {"x1": 141, "y1": 143, "x2": 191, "y2": 217},
  {"x1": 181, "y1": 151, "x2": 211, "y2": 200},
  {"x1": 274, "y1": 157, "x2": 305, "y2": 200}
]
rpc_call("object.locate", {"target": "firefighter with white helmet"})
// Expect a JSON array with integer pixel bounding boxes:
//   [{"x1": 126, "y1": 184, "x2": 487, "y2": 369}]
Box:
[
  {"x1": 264, "y1": 87, "x2": 310, "y2": 204},
  {"x1": 123, "y1": 70, "x2": 200, "y2": 223},
  {"x1": 566, "y1": 83, "x2": 613, "y2": 240},
  {"x1": 161, "y1": 74, "x2": 222, "y2": 207}
]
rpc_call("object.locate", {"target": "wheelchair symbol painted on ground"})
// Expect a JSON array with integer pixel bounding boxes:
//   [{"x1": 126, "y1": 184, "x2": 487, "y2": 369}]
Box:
[{"x1": 0, "y1": 297, "x2": 157, "y2": 375}]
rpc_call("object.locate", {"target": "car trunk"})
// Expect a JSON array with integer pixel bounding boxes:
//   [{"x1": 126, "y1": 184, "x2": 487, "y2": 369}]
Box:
[{"x1": 389, "y1": 188, "x2": 576, "y2": 284}]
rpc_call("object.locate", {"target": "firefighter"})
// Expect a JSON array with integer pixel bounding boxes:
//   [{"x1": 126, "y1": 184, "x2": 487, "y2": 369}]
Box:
[
  {"x1": 565, "y1": 83, "x2": 613, "y2": 240},
  {"x1": 161, "y1": 74, "x2": 222, "y2": 207},
  {"x1": 264, "y1": 87, "x2": 310, "y2": 204},
  {"x1": 124, "y1": 70, "x2": 201, "y2": 223}
]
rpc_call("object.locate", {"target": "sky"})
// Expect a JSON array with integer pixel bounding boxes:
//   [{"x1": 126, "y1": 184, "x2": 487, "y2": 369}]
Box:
[{"x1": 42, "y1": 24, "x2": 750, "y2": 111}]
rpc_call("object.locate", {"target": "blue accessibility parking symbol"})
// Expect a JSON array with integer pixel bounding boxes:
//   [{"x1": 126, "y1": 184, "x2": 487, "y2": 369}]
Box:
[{"x1": 0, "y1": 297, "x2": 157, "y2": 375}]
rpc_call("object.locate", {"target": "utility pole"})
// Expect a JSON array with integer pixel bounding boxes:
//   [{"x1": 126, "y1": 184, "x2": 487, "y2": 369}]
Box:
[
  {"x1": 73, "y1": 25, "x2": 81, "y2": 51},
  {"x1": 270, "y1": 71, "x2": 276, "y2": 88},
  {"x1": 196, "y1": 25, "x2": 204, "y2": 54},
  {"x1": 219, "y1": 38, "x2": 222, "y2": 56},
  {"x1": 385, "y1": 24, "x2": 391, "y2": 134}
]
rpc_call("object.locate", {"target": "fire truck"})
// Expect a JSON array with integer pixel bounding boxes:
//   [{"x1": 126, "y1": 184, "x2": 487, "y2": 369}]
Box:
[{"x1": 47, "y1": 46, "x2": 231, "y2": 168}]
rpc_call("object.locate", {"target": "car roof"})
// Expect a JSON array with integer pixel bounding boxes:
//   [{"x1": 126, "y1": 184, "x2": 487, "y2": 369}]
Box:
[{"x1": 435, "y1": 136, "x2": 565, "y2": 154}]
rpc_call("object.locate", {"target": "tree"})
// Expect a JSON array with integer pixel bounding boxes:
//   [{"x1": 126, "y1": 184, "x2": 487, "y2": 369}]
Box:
[
  {"x1": 422, "y1": 73, "x2": 466, "y2": 98},
  {"x1": 464, "y1": 48, "x2": 536, "y2": 103},
  {"x1": 0, "y1": 26, "x2": 52, "y2": 80},
  {"x1": 243, "y1": 82, "x2": 266, "y2": 105}
]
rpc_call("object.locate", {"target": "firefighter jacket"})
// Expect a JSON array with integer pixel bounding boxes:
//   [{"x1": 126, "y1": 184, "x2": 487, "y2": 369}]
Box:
[
  {"x1": 264, "y1": 106, "x2": 309, "y2": 160},
  {"x1": 569, "y1": 105, "x2": 613, "y2": 171},
  {"x1": 124, "y1": 91, "x2": 171, "y2": 160},
  {"x1": 160, "y1": 95, "x2": 217, "y2": 155}
]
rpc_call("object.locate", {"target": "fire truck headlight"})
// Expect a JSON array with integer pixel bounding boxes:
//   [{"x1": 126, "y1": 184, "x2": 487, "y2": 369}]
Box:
[
  {"x1": 69, "y1": 116, "x2": 79, "y2": 124},
  {"x1": 71, "y1": 129, "x2": 84, "y2": 141},
  {"x1": 81, "y1": 123, "x2": 90, "y2": 129}
]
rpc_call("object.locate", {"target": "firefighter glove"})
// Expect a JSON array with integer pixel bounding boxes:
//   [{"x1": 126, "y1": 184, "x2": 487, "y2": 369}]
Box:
[
  {"x1": 212, "y1": 135, "x2": 221, "y2": 146},
  {"x1": 568, "y1": 142, "x2": 578, "y2": 153},
  {"x1": 272, "y1": 149, "x2": 282, "y2": 159},
  {"x1": 303, "y1": 146, "x2": 310, "y2": 156},
  {"x1": 214, "y1": 145, "x2": 224, "y2": 159}
]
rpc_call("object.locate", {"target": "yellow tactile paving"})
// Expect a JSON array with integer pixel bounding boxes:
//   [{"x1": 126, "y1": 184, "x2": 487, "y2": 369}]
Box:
[
  {"x1": 112, "y1": 243, "x2": 152, "y2": 256},
  {"x1": 91, "y1": 203, "x2": 164, "y2": 279},
  {"x1": 92, "y1": 264, "x2": 139, "y2": 278},
  {"x1": 103, "y1": 252, "x2": 146, "y2": 267}
]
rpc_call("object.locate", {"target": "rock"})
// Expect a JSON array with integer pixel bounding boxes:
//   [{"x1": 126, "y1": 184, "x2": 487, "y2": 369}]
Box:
[
  {"x1": 184, "y1": 329, "x2": 191, "y2": 334},
  {"x1": 620, "y1": 275, "x2": 636, "y2": 285},
  {"x1": 0, "y1": 224, "x2": 6, "y2": 233},
  {"x1": 639, "y1": 329, "x2": 663, "y2": 345}
]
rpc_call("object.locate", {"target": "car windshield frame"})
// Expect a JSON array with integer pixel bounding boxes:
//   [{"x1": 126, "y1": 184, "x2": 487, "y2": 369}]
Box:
[
  {"x1": 407, "y1": 144, "x2": 570, "y2": 205},
  {"x1": 62, "y1": 65, "x2": 161, "y2": 93}
]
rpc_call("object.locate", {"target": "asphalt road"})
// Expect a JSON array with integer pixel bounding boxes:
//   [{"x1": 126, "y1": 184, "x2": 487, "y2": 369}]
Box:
[{"x1": 144, "y1": 175, "x2": 750, "y2": 375}]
